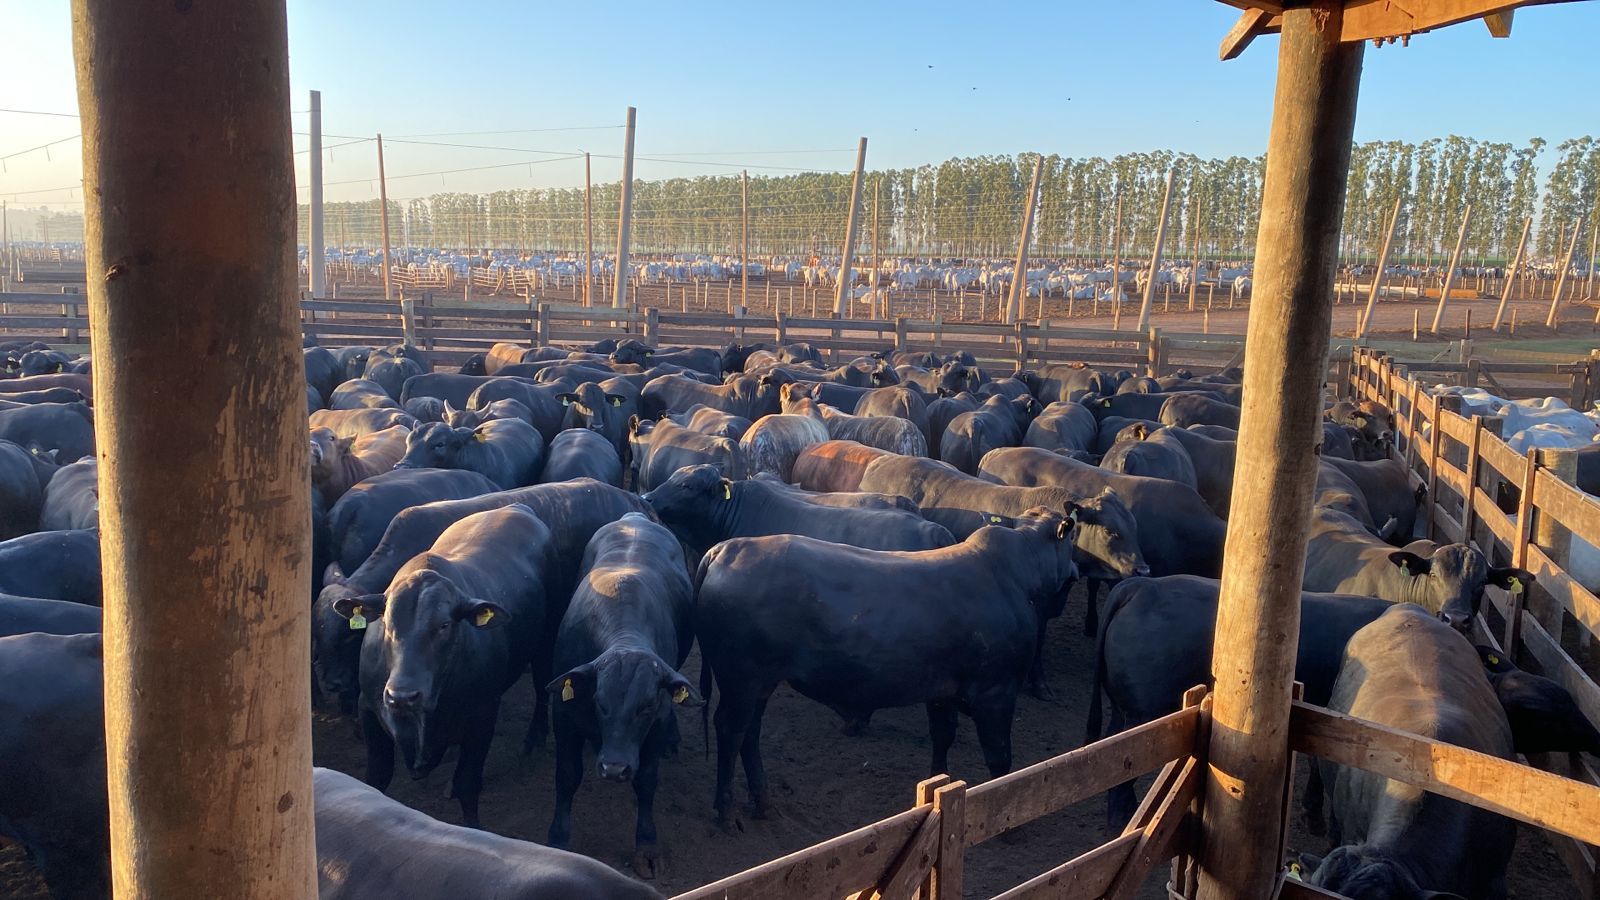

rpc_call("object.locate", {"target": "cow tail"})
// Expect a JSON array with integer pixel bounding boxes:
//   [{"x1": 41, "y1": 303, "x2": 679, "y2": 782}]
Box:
[
  {"x1": 693, "y1": 547, "x2": 718, "y2": 759},
  {"x1": 1085, "y1": 582, "x2": 1123, "y2": 746}
]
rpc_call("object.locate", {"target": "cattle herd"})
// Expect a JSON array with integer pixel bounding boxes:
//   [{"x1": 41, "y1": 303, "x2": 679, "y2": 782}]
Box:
[{"x1": 1, "y1": 331, "x2": 1598, "y2": 900}]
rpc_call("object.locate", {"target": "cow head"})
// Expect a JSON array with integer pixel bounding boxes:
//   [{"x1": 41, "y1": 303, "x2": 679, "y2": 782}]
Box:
[
  {"x1": 549, "y1": 647, "x2": 700, "y2": 782},
  {"x1": 1065, "y1": 488, "x2": 1149, "y2": 581},
  {"x1": 308, "y1": 427, "x2": 353, "y2": 487},
  {"x1": 1386, "y1": 545, "x2": 1532, "y2": 632},
  {"x1": 312, "y1": 580, "x2": 366, "y2": 715},
  {"x1": 937, "y1": 362, "x2": 980, "y2": 397},
  {"x1": 403, "y1": 396, "x2": 445, "y2": 424},
  {"x1": 457, "y1": 353, "x2": 488, "y2": 376},
  {"x1": 1300, "y1": 846, "x2": 1465, "y2": 900},
  {"x1": 868, "y1": 359, "x2": 900, "y2": 387},
  {"x1": 641, "y1": 465, "x2": 730, "y2": 547},
  {"x1": 395, "y1": 421, "x2": 471, "y2": 470},
  {"x1": 558, "y1": 382, "x2": 627, "y2": 438},
  {"x1": 609, "y1": 339, "x2": 653, "y2": 366}
]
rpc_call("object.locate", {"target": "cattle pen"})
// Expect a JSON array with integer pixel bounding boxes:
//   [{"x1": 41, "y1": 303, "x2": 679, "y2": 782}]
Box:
[{"x1": 21, "y1": 0, "x2": 1600, "y2": 898}]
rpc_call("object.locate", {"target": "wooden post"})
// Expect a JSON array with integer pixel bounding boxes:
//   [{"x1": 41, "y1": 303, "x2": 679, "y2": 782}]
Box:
[
  {"x1": 871, "y1": 175, "x2": 882, "y2": 300},
  {"x1": 1110, "y1": 192, "x2": 1124, "y2": 329},
  {"x1": 1006, "y1": 153, "x2": 1045, "y2": 324},
  {"x1": 1197, "y1": 7, "x2": 1363, "y2": 899},
  {"x1": 1189, "y1": 193, "x2": 1203, "y2": 312},
  {"x1": 1355, "y1": 193, "x2": 1401, "y2": 339},
  {"x1": 612, "y1": 106, "x2": 636, "y2": 309},
  {"x1": 73, "y1": 0, "x2": 316, "y2": 894},
  {"x1": 1429, "y1": 203, "x2": 1472, "y2": 333},
  {"x1": 740, "y1": 169, "x2": 749, "y2": 312},
  {"x1": 1544, "y1": 217, "x2": 1584, "y2": 328},
  {"x1": 308, "y1": 89, "x2": 325, "y2": 298},
  {"x1": 400, "y1": 296, "x2": 418, "y2": 347},
  {"x1": 834, "y1": 137, "x2": 868, "y2": 317},
  {"x1": 1138, "y1": 168, "x2": 1178, "y2": 331},
  {"x1": 1587, "y1": 226, "x2": 1598, "y2": 300},
  {"x1": 1492, "y1": 216, "x2": 1532, "y2": 330},
  {"x1": 377, "y1": 133, "x2": 394, "y2": 301},
  {"x1": 583, "y1": 152, "x2": 593, "y2": 307}
]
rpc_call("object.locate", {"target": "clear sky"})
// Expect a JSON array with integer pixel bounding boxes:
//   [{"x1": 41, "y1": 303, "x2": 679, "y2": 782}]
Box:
[{"x1": 3, "y1": 0, "x2": 1598, "y2": 207}]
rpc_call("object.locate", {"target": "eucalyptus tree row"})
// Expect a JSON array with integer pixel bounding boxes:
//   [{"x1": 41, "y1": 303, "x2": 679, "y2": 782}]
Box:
[{"x1": 296, "y1": 135, "x2": 1594, "y2": 267}]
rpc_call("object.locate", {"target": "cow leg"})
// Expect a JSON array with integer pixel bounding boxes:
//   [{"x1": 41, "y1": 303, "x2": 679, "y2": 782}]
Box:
[
  {"x1": 1302, "y1": 757, "x2": 1326, "y2": 836},
  {"x1": 547, "y1": 710, "x2": 584, "y2": 849},
  {"x1": 970, "y1": 696, "x2": 1016, "y2": 778},
  {"x1": 524, "y1": 650, "x2": 553, "y2": 754},
  {"x1": 1104, "y1": 708, "x2": 1137, "y2": 829},
  {"x1": 631, "y1": 724, "x2": 666, "y2": 879},
  {"x1": 926, "y1": 700, "x2": 959, "y2": 777},
  {"x1": 1027, "y1": 614, "x2": 1056, "y2": 701},
  {"x1": 712, "y1": 686, "x2": 758, "y2": 827},
  {"x1": 453, "y1": 706, "x2": 497, "y2": 828},
  {"x1": 740, "y1": 689, "x2": 776, "y2": 819},
  {"x1": 1082, "y1": 579, "x2": 1103, "y2": 637},
  {"x1": 360, "y1": 707, "x2": 396, "y2": 792}
]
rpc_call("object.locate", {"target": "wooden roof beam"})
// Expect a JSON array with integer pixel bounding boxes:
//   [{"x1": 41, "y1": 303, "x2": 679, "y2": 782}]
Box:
[
  {"x1": 1214, "y1": 0, "x2": 1286, "y2": 12},
  {"x1": 1219, "y1": 0, "x2": 1577, "y2": 56},
  {"x1": 1221, "y1": 9, "x2": 1275, "y2": 60},
  {"x1": 1484, "y1": 9, "x2": 1515, "y2": 35}
]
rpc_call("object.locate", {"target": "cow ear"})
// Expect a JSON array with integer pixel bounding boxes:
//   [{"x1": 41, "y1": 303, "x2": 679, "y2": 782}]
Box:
[
  {"x1": 1387, "y1": 551, "x2": 1431, "y2": 576},
  {"x1": 547, "y1": 663, "x2": 596, "y2": 702},
  {"x1": 333, "y1": 594, "x2": 387, "y2": 626},
  {"x1": 457, "y1": 599, "x2": 509, "y2": 628},
  {"x1": 323, "y1": 562, "x2": 346, "y2": 587},
  {"x1": 662, "y1": 668, "x2": 703, "y2": 707},
  {"x1": 1062, "y1": 501, "x2": 1082, "y2": 526},
  {"x1": 1054, "y1": 518, "x2": 1074, "y2": 541},
  {"x1": 1131, "y1": 423, "x2": 1150, "y2": 440},
  {"x1": 1488, "y1": 568, "x2": 1533, "y2": 594}
]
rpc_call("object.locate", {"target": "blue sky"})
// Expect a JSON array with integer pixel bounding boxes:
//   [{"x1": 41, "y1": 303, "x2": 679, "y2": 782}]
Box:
[{"x1": 2, "y1": 0, "x2": 1598, "y2": 206}]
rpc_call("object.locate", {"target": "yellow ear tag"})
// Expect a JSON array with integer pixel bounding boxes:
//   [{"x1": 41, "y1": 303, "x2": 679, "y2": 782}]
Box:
[
  {"x1": 612, "y1": 397, "x2": 623, "y2": 407},
  {"x1": 561, "y1": 679, "x2": 575, "y2": 702},
  {"x1": 1287, "y1": 862, "x2": 1303, "y2": 881},
  {"x1": 722, "y1": 483, "x2": 732, "y2": 500},
  {"x1": 1509, "y1": 576, "x2": 1524, "y2": 595},
  {"x1": 474, "y1": 608, "x2": 495, "y2": 627},
  {"x1": 673, "y1": 685, "x2": 689, "y2": 704},
  {"x1": 988, "y1": 515, "x2": 1002, "y2": 524},
  {"x1": 473, "y1": 430, "x2": 488, "y2": 442},
  {"x1": 1398, "y1": 561, "x2": 1409, "y2": 575},
  {"x1": 1487, "y1": 653, "x2": 1500, "y2": 666},
  {"x1": 348, "y1": 607, "x2": 367, "y2": 631}
]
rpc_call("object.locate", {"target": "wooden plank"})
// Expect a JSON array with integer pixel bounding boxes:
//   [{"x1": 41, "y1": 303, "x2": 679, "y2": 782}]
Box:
[
  {"x1": 1437, "y1": 408, "x2": 1479, "y2": 443},
  {"x1": 1288, "y1": 701, "x2": 1600, "y2": 846},
  {"x1": 299, "y1": 299, "x2": 400, "y2": 315},
  {"x1": 989, "y1": 831, "x2": 1141, "y2": 900},
  {"x1": 1524, "y1": 543, "x2": 1600, "y2": 641},
  {"x1": 1510, "y1": 588, "x2": 1600, "y2": 731},
  {"x1": 1433, "y1": 459, "x2": 1470, "y2": 500},
  {"x1": 1433, "y1": 509, "x2": 1466, "y2": 543},
  {"x1": 1532, "y1": 471, "x2": 1600, "y2": 545},
  {"x1": 1473, "y1": 488, "x2": 1518, "y2": 548},
  {"x1": 864, "y1": 808, "x2": 939, "y2": 900},
  {"x1": 669, "y1": 807, "x2": 925, "y2": 900},
  {"x1": 1279, "y1": 876, "x2": 1351, "y2": 899},
  {"x1": 963, "y1": 705, "x2": 1198, "y2": 846},
  {"x1": 1477, "y1": 430, "x2": 1526, "y2": 486},
  {"x1": 1221, "y1": 8, "x2": 1273, "y2": 60},
  {"x1": 0, "y1": 316, "x2": 90, "y2": 329},
  {"x1": 1105, "y1": 756, "x2": 1202, "y2": 900}
]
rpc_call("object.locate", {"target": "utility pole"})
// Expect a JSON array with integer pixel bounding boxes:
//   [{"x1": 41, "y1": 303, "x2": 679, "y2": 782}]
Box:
[
  {"x1": 1110, "y1": 192, "x2": 1124, "y2": 328},
  {"x1": 308, "y1": 89, "x2": 325, "y2": 297},
  {"x1": 740, "y1": 169, "x2": 749, "y2": 311},
  {"x1": 376, "y1": 133, "x2": 393, "y2": 301},
  {"x1": 584, "y1": 151, "x2": 593, "y2": 307},
  {"x1": 1492, "y1": 216, "x2": 1532, "y2": 330},
  {"x1": 1006, "y1": 153, "x2": 1045, "y2": 324},
  {"x1": 1137, "y1": 168, "x2": 1177, "y2": 331},
  {"x1": 834, "y1": 137, "x2": 868, "y2": 317},
  {"x1": 1429, "y1": 204, "x2": 1472, "y2": 333},
  {"x1": 612, "y1": 106, "x2": 636, "y2": 309}
]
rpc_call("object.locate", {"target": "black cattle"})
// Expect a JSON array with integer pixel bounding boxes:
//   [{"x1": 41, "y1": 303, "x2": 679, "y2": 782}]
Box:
[
  {"x1": 457, "y1": 353, "x2": 488, "y2": 376},
  {"x1": 643, "y1": 465, "x2": 954, "y2": 558},
  {"x1": 629, "y1": 346, "x2": 721, "y2": 376},
  {"x1": 1303, "y1": 605, "x2": 1515, "y2": 900},
  {"x1": 1083, "y1": 391, "x2": 1169, "y2": 423},
  {"x1": 1161, "y1": 426, "x2": 1237, "y2": 516},
  {"x1": 749, "y1": 472, "x2": 919, "y2": 512},
  {"x1": 396, "y1": 419, "x2": 546, "y2": 490},
  {"x1": 399, "y1": 372, "x2": 499, "y2": 408},
  {"x1": 531, "y1": 363, "x2": 636, "y2": 385},
  {"x1": 0, "y1": 401, "x2": 95, "y2": 463},
  {"x1": 883, "y1": 349, "x2": 940, "y2": 368},
  {"x1": 314, "y1": 767, "x2": 661, "y2": 900},
  {"x1": 976, "y1": 376, "x2": 1032, "y2": 402},
  {"x1": 853, "y1": 385, "x2": 932, "y2": 440},
  {"x1": 309, "y1": 407, "x2": 416, "y2": 439},
  {"x1": 629, "y1": 417, "x2": 747, "y2": 491},
  {"x1": 1159, "y1": 392, "x2": 1241, "y2": 429},
  {"x1": 541, "y1": 428, "x2": 623, "y2": 487},
  {"x1": 325, "y1": 467, "x2": 499, "y2": 576},
  {"x1": 464, "y1": 377, "x2": 567, "y2": 443},
  {"x1": 1114, "y1": 376, "x2": 1162, "y2": 394},
  {"x1": 939, "y1": 394, "x2": 1037, "y2": 475},
  {"x1": 365, "y1": 356, "x2": 425, "y2": 402},
  {"x1": 1321, "y1": 455, "x2": 1421, "y2": 540},
  {"x1": 315, "y1": 480, "x2": 652, "y2": 731},
  {"x1": 401, "y1": 396, "x2": 444, "y2": 422},
  {"x1": 1302, "y1": 506, "x2": 1529, "y2": 630},
  {"x1": 558, "y1": 381, "x2": 632, "y2": 460},
  {"x1": 662, "y1": 404, "x2": 752, "y2": 440},
  {"x1": 330, "y1": 378, "x2": 402, "y2": 411},
  {"x1": 0, "y1": 386, "x2": 85, "y2": 405},
  {"x1": 19, "y1": 349, "x2": 73, "y2": 376},
  {"x1": 337, "y1": 505, "x2": 556, "y2": 827},
  {"x1": 0, "y1": 530, "x2": 100, "y2": 605},
  {"x1": 1020, "y1": 363, "x2": 1115, "y2": 404},
  {"x1": 1023, "y1": 401, "x2": 1098, "y2": 455},
  {"x1": 368, "y1": 341, "x2": 429, "y2": 372},
  {"x1": 1326, "y1": 398, "x2": 1395, "y2": 460},
  {"x1": 0, "y1": 632, "x2": 108, "y2": 897},
  {"x1": 1477, "y1": 645, "x2": 1600, "y2": 755},
  {"x1": 809, "y1": 400, "x2": 929, "y2": 457},
  {"x1": 749, "y1": 358, "x2": 896, "y2": 388},
  {"x1": 695, "y1": 508, "x2": 1078, "y2": 825},
  {"x1": 1092, "y1": 416, "x2": 1160, "y2": 454},
  {"x1": 0, "y1": 372, "x2": 92, "y2": 399},
  {"x1": 1098, "y1": 424, "x2": 1199, "y2": 492},
  {"x1": 40, "y1": 456, "x2": 97, "y2": 532},
  {"x1": 333, "y1": 346, "x2": 374, "y2": 381},
  {"x1": 639, "y1": 372, "x2": 780, "y2": 422},
  {"x1": 924, "y1": 392, "x2": 980, "y2": 460},
  {"x1": 1090, "y1": 575, "x2": 1392, "y2": 824},
  {"x1": 0, "y1": 439, "x2": 56, "y2": 539},
  {"x1": 546, "y1": 515, "x2": 697, "y2": 876},
  {"x1": 0, "y1": 594, "x2": 101, "y2": 637},
  {"x1": 443, "y1": 397, "x2": 534, "y2": 430},
  {"x1": 308, "y1": 384, "x2": 326, "y2": 414}
]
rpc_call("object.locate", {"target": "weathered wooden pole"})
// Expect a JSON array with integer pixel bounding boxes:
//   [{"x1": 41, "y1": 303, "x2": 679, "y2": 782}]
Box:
[
  {"x1": 1492, "y1": 216, "x2": 1532, "y2": 330},
  {"x1": 1189, "y1": 191, "x2": 1203, "y2": 312},
  {"x1": 612, "y1": 106, "x2": 636, "y2": 309},
  {"x1": 1430, "y1": 203, "x2": 1472, "y2": 333},
  {"x1": 376, "y1": 133, "x2": 395, "y2": 302},
  {"x1": 1137, "y1": 168, "x2": 1178, "y2": 331},
  {"x1": 1197, "y1": 5, "x2": 1363, "y2": 899},
  {"x1": 740, "y1": 169, "x2": 750, "y2": 312},
  {"x1": 1545, "y1": 217, "x2": 1584, "y2": 328},
  {"x1": 1110, "y1": 192, "x2": 1124, "y2": 329},
  {"x1": 834, "y1": 136, "x2": 868, "y2": 317},
  {"x1": 1355, "y1": 192, "x2": 1401, "y2": 339},
  {"x1": 308, "y1": 89, "x2": 326, "y2": 298},
  {"x1": 872, "y1": 176, "x2": 883, "y2": 316},
  {"x1": 583, "y1": 151, "x2": 593, "y2": 307},
  {"x1": 71, "y1": 0, "x2": 316, "y2": 894},
  {"x1": 1006, "y1": 153, "x2": 1045, "y2": 325}
]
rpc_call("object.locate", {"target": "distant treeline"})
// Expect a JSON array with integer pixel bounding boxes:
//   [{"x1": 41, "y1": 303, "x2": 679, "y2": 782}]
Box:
[{"x1": 297, "y1": 135, "x2": 1598, "y2": 265}]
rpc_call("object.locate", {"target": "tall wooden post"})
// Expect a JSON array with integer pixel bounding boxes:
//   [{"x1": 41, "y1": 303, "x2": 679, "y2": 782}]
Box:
[
  {"x1": 1355, "y1": 192, "x2": 1401, "y2": 338},
  {"x1": 872, "y1": 176, "x2": 882, "y2": 314},
  {"x1": 834, "y1": 136, "x2": 868, "y2": 317},
  {"x1": 1110, "y1": 192, "x2": 1124, "y2": 329},
  {"x1": 612, "y1": 106, "x2": 636, "y2": 309},
  {"x1": 1197, "y1": 6, "x2": 1362, "y2": 899},
  {"x1": 583, "y1": 151, "x2": 593, "y2": 307},
  {"x1": 308, "y1": 89, "x2": 325, "y2": 298},
  {"x1": 1586, "y1": 225, "x2": 1598, "y2": 300},
  {"x1": 1492, "y1": 216, "x2": 1532, "y2": 330},
  {"x1": 1545, "y1": 217, "x2": 1584, "y2": 328},
  {"x1": 1006, "y1": 153, "x2": 1045, "y2": 324},
  {"x1": 1430, "y1": 203, "x2": 1472, "y2": 333},
  {"x1": 72, "y1": 0, "x2": 316, "y2": 895},
  {"x1": 1137, "y1": 168, "x2": 1178, "y2": 331},
  {"x1": 740, "y1": 169, "x2": 750, "y2": 312},
  {"x1": 376, "y1": 133, "x2": 394, "y2": 302},
  {"x1": 1189, "y1": 192, "x2": 1203, "y2": 312}
]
